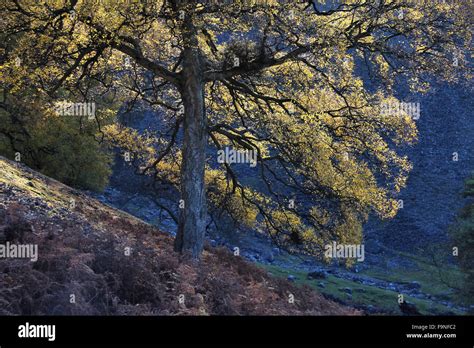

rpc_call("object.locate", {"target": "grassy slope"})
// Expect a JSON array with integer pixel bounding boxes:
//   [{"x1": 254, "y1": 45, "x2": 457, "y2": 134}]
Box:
[
  {"x1": 258, "y1": 258, "x2": 465, "y2": 315},
  {"x1": 0, "y1": 156, "x2": 358, "y2": 315}
]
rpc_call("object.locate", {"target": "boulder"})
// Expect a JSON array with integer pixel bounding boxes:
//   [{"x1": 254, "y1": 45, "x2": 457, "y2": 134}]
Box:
[
  {"x1": 404, "y1": 281, "x2": 422, "y2": 291},
  {"x1": 265, "y1": 252, "x2": 275, "y2": 263},
  {"x1": 399, "y1": 301, "x2": 421, "y2": 315},
  {"x1": 307, "y1": 270, "x2": 327, "y2": 280},
  {"x1": 342, "y1": 287, "x2": 352, "y2": 295}
]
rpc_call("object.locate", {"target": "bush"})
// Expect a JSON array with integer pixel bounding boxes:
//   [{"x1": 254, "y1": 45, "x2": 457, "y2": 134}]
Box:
[
  {"x1": 0, "y1": 91, "x2": 113, "y2": 192},
  {"x1": 449, "y1": 175, "x2": 474, "y2": 306}
]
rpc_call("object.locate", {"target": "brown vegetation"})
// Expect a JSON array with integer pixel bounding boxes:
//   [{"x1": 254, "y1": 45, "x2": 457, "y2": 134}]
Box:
[{"x1": 0, "y1": 156, "x2": 359, "y2": 315}]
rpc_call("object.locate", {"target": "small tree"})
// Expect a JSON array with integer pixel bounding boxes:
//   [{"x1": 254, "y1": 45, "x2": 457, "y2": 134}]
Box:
[
  {"x1": 450, "y1": 176, "x2": 474, "y2": 305},
  {"x1": 0, "y1": 85, "x2": 114, "y2": 191},
  {"x1": 1, "y1": 0, "x2": 471, "y2": 258}
]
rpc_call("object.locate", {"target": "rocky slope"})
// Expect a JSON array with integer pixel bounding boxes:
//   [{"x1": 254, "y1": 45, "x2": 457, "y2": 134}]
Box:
[
  {"x1": 0, "y1": 156, "x2": 358, "y2": 315},
  {"x1": 365, "y1": 81, "x2": 474, "y2": 253}
]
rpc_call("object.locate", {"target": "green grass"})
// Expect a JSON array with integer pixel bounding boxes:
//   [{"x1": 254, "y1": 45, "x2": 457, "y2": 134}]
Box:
[
  {"x1": 258, "y1": 263, "x2": 465, "y2": 315},
  {"x1": 360, "y1": 250, "x2": 465, "y2": 302}
]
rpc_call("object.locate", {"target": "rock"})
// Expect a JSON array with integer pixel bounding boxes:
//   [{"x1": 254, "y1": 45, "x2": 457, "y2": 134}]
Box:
[
  {"x1": 307, "y1": 270, "x2": 327, "y2": 280},
  {"x1": 404, "y1": 281, "x2": 421, "y2": 291},
  {"x1": 318, "y1": 282, "x2": 325, "y2": 288},
  {"x1": 361, "y1": 280, "x2": 376, "y2": 286},
  {"x1": 248, "y1": 255, "x2": 257, "y2": 262},
  {"x1": 195, "y1": 293, "x2": 205, "y2": 307},
  {"x1": 388, "y1": 283, "x2": 397, "y2": 291},
  {"x1": 265, "y1": 252, "x2": 275, "y2": 263},
  {"x1": 399, "y1": 301, "x2": 421, "y2": 315},
  {"x1": 337, "y1": 287, "x2": 353, "y2": 295},
  {"x1": 287, "y1": 275, "x2": 296, "y2": 282},
  {"x1": 365, "y1": 305, "x2": 376, "y2": 314},
  {"x1": 246, "y1": 249, "x2": 260, "y2": 260}
]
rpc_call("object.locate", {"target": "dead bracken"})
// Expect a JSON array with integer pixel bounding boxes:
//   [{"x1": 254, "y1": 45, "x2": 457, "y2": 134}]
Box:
[{"x1": 0, "y1": 156, "x2": 359, "y2": 316}]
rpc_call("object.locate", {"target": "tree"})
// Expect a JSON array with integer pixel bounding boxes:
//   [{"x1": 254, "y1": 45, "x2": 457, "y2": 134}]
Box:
[
  {"x1": 0, "y1": 76, "x2": 114, "y2": 191},
  {"x1": 450, "y1": 175, "x2": 474, "y2": 305},
  {"x1": 0, "y1": 0, "x2": 471, "y2": 259}
]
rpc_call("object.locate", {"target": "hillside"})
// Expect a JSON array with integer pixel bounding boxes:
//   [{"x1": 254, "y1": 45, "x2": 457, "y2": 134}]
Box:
[{"x1": 0, "y1": 156, "x2": 358, "y2": 315}]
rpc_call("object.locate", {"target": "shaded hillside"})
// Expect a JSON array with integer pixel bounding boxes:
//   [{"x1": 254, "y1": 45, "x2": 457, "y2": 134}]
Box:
[
  {"x1": 0, "y1": 156, "x2": 358, "y2": 315},
  {"x1": 108, "y1": 81, "x2": 474, "y2": 260},
  {"x1": 365, "y1": 82, "x2": 474, "y2": 253}
]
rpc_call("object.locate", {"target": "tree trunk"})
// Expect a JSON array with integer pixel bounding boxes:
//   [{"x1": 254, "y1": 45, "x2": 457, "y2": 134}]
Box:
[{"x1": 174, "y1": 46, "x2": 207, "y2": 258}]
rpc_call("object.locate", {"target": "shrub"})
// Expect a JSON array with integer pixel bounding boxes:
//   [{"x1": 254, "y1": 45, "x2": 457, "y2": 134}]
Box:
[
  {"x1": 0, "y1": 91, "x2": 113, "y2": 191},
  {"x1": 449, "y1": 175, "x2": 474, "y2": 307}
]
